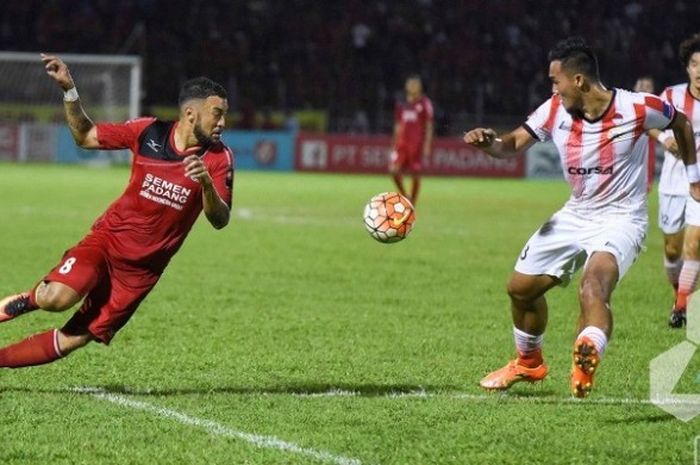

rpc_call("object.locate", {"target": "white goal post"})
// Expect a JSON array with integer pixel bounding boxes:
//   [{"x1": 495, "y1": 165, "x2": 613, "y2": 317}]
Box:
[{"x1": 0, "y1": 51, "x2": 142, "y2": 122}]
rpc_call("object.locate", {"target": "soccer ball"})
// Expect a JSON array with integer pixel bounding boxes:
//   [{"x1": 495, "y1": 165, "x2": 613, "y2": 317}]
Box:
[{"x1": 363, "y1": 192, "x2": 416, "y2": 243}]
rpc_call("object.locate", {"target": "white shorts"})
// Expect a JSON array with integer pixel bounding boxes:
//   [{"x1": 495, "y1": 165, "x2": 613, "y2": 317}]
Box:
[
  {"x1": 689, "y1": 198, "x2": 700, "y2": 228},
  {"x1": 658, "y1": 193, "x2": 700, "y2": 233},
  {"x1": 658, "y1": 193, "x2": 686, "y2": 234},
  {"x1": 514, "y1": 207, "x2": 647, "y2": 286}
]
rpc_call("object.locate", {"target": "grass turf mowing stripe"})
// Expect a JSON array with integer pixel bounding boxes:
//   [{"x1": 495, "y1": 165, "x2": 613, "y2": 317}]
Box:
[{"x1": 77, "y1": 387, "x2": 365, "y2": 465}]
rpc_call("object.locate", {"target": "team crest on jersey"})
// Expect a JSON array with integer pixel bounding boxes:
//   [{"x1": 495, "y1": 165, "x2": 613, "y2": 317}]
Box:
[{"x1": 402, "y1": 110, "x2": 418, "y2": 122}]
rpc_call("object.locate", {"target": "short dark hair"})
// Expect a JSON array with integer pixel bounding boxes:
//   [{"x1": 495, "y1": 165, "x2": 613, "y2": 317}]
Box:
[
  {"x1": 178, "y1": 77, "x2": 227, "y2": 106},
  {"x1": 679, "y1": 33, "x2": 700, "y2": 67},
  {"x1": 547, "y1": 36, "x2": 600, "y2": 80}
]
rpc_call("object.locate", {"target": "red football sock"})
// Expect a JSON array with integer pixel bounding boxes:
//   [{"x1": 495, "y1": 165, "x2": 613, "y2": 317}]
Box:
[
  {"x1": 0, "y1": 329, "x2": 63, "y2": 368},
  {"x1": 676, "y1": 260, "x2": 700, "y2": 310}
]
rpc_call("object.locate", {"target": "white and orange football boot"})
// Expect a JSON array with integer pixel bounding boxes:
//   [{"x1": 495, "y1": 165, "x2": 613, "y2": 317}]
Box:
[
  {"x1": 480, "y1": 355, "x2": 548, "y2": 391},
  {"x1": 571, "y1": 336, "x2": 600, "y2": 398}
]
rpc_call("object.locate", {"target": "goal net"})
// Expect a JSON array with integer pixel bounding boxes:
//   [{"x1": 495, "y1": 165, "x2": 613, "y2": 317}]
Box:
[
  {"x1": 0, "y1": 52, "x2": 141, "y2": 123},
  {"x1": 0, "y1": 52, "x2": 141, "y2": 163}
]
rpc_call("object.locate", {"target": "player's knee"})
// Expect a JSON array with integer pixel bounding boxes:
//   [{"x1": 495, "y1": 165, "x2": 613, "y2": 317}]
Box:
[
  {"x1": 664, "y1": 243, "x2": 682, "y2": 262},
  {"x1": 36, "y1": 283, "x2": 79, "y2": 311},
  {"x1": 507, "y1": 279, "x2": 537, "y2": 303}
]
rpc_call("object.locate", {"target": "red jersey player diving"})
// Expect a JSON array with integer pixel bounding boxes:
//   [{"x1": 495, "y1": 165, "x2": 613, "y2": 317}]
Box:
[
  {"x1": 464, "y1": 37, "x2": 699, "y2": 397},
  {"x1": 390, "y1": 75, "x2": 434, "y2": 206},
  {"x1": 0, "y1": 54, "x2": 233, "y2": 368}
]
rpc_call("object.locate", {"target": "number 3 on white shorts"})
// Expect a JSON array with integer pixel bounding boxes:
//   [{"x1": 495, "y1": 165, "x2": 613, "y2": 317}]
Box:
[{"x1": 59, "y1": 257, "x2": 77, "y2": 275}]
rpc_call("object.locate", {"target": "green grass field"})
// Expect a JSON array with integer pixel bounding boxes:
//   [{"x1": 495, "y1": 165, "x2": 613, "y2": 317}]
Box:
[{"x1": 0, "y1": 164, "x2": 699, "y2": 464}]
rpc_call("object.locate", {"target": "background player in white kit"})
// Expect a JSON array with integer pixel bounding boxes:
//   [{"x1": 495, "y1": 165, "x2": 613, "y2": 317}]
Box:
[
  {"x1": 464, "y1": 37, "x2": 700, "y2": 398},
  {"x1": 649, "y1": 33, "x2": 700, "y2": 328},
  {"x1": 633, "y1": 76, "x2": 658, "y2": 193}
]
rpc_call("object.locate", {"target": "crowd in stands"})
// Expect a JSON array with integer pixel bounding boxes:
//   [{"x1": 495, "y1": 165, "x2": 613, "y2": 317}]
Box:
[{"x1": 2, "y1": 0, "x2": 699, "y2": 133}]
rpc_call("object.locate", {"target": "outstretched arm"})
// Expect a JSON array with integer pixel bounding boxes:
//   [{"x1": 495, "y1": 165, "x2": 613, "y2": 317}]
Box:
[
  {"x1": 183, "y1": 155, "x2": 230, "y2": 229},
  {"x1": 648, "y1": 128, "x2": 679, "y2": 156},
  {"x1": 463, "y1": 126, "x2": 537, "y2": 159},
  {"x1": 41, "y1": 53, "x2": 100, "y2": 149}
]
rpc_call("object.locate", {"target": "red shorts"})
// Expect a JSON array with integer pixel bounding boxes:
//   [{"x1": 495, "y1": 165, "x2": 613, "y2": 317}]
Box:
[
  {"x1": 44, "y1": 234, "x2": 160, "y2": 344},
  {"x1": 390, "y1": 145, "x2": 422, "y2": 172}
]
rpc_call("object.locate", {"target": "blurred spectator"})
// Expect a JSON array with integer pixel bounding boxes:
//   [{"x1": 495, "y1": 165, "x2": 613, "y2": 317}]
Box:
[
  {"x1": 350, "y1": 109, "x2": 370, "y2": 134},
  {"x1": 236, "y1": 99, "x2": 256, "y2": 129},
  {"x1": 633, "y1": 76, "x2": 655, "y2": 94},
  {"x1": 282, "y1": 109, "x2": 300, "y2": 132},
  {"x1": 1, "y1": 0, "x2": 699, "y2": 133},
  {"x1": 260, "y1": 109, "x2": 278, "y2": 130}
]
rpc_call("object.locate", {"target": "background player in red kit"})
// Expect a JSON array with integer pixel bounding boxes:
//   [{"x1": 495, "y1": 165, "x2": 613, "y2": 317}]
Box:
[
  {"x1": 0, "y1": 54, "x2": 233, "y2": 368},
  {"x1": 390, "y1": 75, "x2": 434, "y2": 205}
]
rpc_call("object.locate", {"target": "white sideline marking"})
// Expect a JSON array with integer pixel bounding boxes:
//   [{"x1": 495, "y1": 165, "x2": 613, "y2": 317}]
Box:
[
  {"x1": 292, "y1": 389, "x2": 697, "y2": 406},
  {"x1": 71, "y1": 386, "x2": 700, "y2": 407},
  {"x1": 77, "y1": 387, "x2": 364, "y2": 465}
]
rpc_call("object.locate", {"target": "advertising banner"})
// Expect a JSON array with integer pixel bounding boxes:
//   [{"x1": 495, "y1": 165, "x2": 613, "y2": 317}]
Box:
[
  {"x1": 295, "y1": 133, "x2": 524, "y2": 177},
  {"x1": 0, "y1": 123, "x2": 19, "y2": 161},
  {"x1": 222, "y1": 130, "x2": 294, "y2": 171}
]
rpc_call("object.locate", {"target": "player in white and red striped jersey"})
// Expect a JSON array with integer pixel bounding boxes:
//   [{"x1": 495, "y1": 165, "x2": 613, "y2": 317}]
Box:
[
  {"x1": 464, "y1": 37, "x2": 700, "y2": 398},
  {"x1": 649, "y1": 33, "x2": 700, "y2": 328}
]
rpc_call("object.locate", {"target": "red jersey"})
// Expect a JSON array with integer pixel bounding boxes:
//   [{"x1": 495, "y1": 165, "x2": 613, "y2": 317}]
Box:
[
  {"x1": 394, "y1": 95, "x2": 433, "y2": 150},
  {"x1": 92, "y1": 117, "x2": 234, "y2": 272}
]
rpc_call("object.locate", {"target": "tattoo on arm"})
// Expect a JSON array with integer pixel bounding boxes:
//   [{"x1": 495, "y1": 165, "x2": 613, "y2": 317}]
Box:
[{"x1": 64, "y1": 100, "x2": 94, "y2": 144}]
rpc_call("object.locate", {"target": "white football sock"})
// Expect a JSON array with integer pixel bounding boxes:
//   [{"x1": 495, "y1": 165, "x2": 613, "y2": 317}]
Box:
[
  {"x1": 513, "y1": 326, "x2": 543, "y2": 355},
  {"x1": 678, "y1": 260, "x2": 700, "y2": 303},
  {"x1": 664, "y1": 256, "x2": 682, "y2": 289},
  {"x1": 577, "y1": 326, "x2": 608, "y2": 358}
]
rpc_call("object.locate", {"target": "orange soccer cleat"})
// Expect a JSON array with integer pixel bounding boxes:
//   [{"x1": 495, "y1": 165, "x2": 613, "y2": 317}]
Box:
[
  {"x1": 571, "y1": 336, "x2": 601, "y2": 398},
  {"x1": 479, "y1": 358, "x2": 549, "y2": 390}
]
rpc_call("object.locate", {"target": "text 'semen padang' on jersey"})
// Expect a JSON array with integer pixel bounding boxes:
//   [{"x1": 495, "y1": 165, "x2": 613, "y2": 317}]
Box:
[
  {"x1": 91, "y1": 117, "x2": 234, "y2": 272},
  {"x1": 658, "y1": 84, "x2": 700, "y2": 196},
  {"x1": 524, "y1": 89, "x2": 675, "y2": 216}
]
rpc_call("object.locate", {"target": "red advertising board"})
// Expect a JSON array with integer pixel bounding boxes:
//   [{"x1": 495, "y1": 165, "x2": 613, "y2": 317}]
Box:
[
  {"x1": 295, "y1": 132, "x2": 524, "y2": 177},
  {"x1": 0, "y1": 123, "x2": 19, "y2": 161}
]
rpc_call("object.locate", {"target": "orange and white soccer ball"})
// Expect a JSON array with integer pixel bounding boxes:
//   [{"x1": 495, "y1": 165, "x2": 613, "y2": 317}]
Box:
[{"x1": 363, "y1": 192, "x2": 416, "y2": 243}]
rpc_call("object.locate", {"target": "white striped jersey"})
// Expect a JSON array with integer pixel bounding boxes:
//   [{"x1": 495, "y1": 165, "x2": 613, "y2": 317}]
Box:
[
  {"x1": 658, "y1": 84, "x2": 700, "y2": 196},
  {"x1": 525, "y1": 89, "x2": 675, "y2": 216}
]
